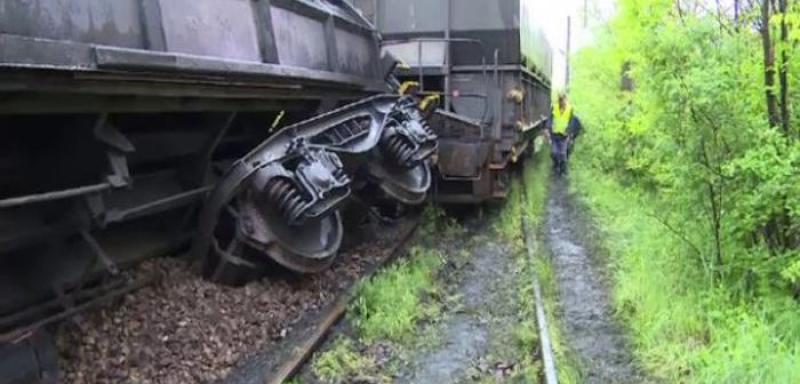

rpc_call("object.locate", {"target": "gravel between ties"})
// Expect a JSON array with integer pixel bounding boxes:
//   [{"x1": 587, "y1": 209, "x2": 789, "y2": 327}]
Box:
[{"x1": 58, "y1": 223, "x2": 400, "y2": 384}]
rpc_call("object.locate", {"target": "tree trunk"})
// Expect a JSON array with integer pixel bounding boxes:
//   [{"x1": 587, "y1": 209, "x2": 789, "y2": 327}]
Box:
[
  {"x1": 762, "y1": 0, "x2": 781, "y2": 128},
  {"x1": 778, "y1": 0, "x2": 790, "y2": 134}
]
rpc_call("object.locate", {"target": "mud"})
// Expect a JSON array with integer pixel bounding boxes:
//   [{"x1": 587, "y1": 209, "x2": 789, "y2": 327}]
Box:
[
  {"x1": 544, "y1": 177, "x2": 644, "y2": 384},
  {"x1": 396, "y1": 237, "x2": 513, "y2": 384},
  {"x1": 295, "y1": 211, "x2": 531, "y2": 384}
]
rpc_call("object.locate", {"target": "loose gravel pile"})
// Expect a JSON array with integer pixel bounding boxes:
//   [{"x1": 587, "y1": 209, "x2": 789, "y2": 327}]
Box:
[{"x1": 57, "y1": 223, "x2": 400, "y2": 384}]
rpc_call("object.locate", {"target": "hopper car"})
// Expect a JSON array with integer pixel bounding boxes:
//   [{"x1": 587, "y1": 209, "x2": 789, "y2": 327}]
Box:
[
  {"x1": 353, "y1": 0, "x2": 553, "y2": 203},
  {"x1": 0, "y1": 0, "x2": 435, "y2": 381},
  {"x1": 0, "y1": 0, "x2": 553, "y2": 382}
]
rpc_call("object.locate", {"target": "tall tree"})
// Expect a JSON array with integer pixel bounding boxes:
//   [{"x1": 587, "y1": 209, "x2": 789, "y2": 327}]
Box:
[
  {"x1": 761, "y1": 0, "x2": 781, "y2": 128},
  {"x1": 778, "y1": 0, "x2": 790, "y2": 134}
]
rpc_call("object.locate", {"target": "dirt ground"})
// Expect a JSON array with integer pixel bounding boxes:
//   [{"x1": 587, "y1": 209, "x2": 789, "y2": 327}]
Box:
[
  {"x1": 293, "y1": 174, "x2": 647, "y2": 384},
  {"x1": 295, "y1": 210, "x2": 539, "y2": 384},
  {"x1": 543, "y1": 177, "x2": 645, "y2": 384}
]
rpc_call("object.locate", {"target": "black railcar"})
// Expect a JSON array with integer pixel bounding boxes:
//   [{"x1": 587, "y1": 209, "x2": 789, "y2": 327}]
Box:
[{"x1": 355, "y1": 0, "x2": 553, "y2": 203}]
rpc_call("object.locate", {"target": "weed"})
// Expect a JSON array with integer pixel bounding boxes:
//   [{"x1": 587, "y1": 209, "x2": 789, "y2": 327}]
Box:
[
  {"x1": 419, "y1": 204, "x2": 462, "y2": 242},
  {"x1": 513, "y1": 320, "x2": 538, "y2": 352},
  {"x1": 572, "y1": 164, "x2": 800, "y2": 383},
  {"x1": 495, "y1": 178, "x2": 524, "y2": 246},
  {"x1": 351, "y1": 246, "x2": 443, "y2": 343},
  {"x1": 519, "y1": 154, "x2": 584, "y2": 384},
  {"x1": 312, "y1": 337, "x2": 378, "y2": 383}
]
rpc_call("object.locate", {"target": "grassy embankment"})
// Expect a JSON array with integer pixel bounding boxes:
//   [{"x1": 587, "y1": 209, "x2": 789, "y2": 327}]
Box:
[{"x1": 571, "y1": 163, "x2": 800, "y2": 383}]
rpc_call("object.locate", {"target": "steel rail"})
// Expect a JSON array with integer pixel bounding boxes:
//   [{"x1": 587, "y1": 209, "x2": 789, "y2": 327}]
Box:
[
  {"x1": 521, "y1": 177, "x2": 559, "y2": 384},
  {"x1": 264, "y1": 215, "x2": 421, "y2": 384}
]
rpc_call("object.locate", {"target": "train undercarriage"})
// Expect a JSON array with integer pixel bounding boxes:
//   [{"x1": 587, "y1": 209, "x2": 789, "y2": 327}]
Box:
[
  {"x1": 0, "y1": 0, "x2": 555, "y2": 382},
  {"x1": 0, "y1": 0, "x2": 437, "y2": 381}
]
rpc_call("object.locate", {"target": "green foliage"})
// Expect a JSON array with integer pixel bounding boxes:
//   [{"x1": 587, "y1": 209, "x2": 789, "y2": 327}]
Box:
[
  {"x1": 512, "y1": 320, "x2": 538, "y2": 352},
  {"x1": 495, "y1": 176, "x2": 524, "y2": 245},
  {"x1": 573, "y1": 166, "x2": 800, "y2": 383},
  {"x1": 570, "y1": 1, "x2": 800, "y2": 381},
  {"x1": 419, "y1": 204, "x2": 463, "y2": 241},
  {"x1": 312, "y1": 337, "x2": 378, "y2": 383},
  {"x1": 350, "y1": 247, "x2": 443, "y2": 343},
  {"x1": 572, "y1": 0, "x2": 800, "y2": 283}
]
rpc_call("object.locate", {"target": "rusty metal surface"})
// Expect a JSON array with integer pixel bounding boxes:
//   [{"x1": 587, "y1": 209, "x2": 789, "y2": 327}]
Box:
[
  {"x1": 353, "y1": 0, "x2": 553, "y2": 204},
  {"x1": 437, "y1": 141, "x2": 490, "y2": 179}
]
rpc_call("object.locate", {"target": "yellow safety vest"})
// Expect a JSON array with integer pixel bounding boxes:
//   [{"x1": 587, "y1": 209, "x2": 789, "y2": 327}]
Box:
[{"x1": 552, "y1": 103, "x2": 573, "y2": 135}]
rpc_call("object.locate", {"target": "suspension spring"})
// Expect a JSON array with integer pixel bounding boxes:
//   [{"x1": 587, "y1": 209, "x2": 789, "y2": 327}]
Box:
[
  {"x1": 266, "y1": 178, "x2": 307, "y2": 224},
  {"x1": 419, "y1": 119, "x2": 436, "y2": 138},
  {"x1": 384, "y1": 135, "x2": 416, "y2": 167}
]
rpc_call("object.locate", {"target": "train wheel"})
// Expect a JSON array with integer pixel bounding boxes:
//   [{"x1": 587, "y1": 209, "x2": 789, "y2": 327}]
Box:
[
  {"x1": 195, "y1": 165, "x2": 345, "y2": 285},
  {"x1": 368, "y1": 162, "x2": 432, "y2": 206}
]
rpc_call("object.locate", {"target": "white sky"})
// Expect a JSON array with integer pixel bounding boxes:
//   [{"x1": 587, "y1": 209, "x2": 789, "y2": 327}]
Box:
[{"x1": 530, "y1": 0, "x2": 617, "y2": 89}]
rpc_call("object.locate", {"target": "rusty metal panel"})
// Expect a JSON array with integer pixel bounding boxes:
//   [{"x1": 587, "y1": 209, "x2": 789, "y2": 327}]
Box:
[
  {"x1": 437, "y1": 141, "x2": 489, "y2": 178},
  {"x1": 430, "y1": 110, "x2": 482, "y2": 139},
  {"x1": 158, "y1": 0, "x2": 262, "y2": 61},
  {"x1": 0, "y1": 0, "x2": 145, "y2": 48},
  {"x1": 270, "y1": 6, "x2": 328, "y2": 70},
  {"x1": 363, "y1": 0, "x2": 551, "y2": 78},
  {"x1": 450, "y1": 72, "x2": 494, "y2": 124}
]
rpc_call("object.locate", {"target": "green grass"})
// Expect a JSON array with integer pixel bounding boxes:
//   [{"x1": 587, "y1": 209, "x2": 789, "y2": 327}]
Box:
[
  {"x1": 571, "y1": 163, "x2": 800, "y2": 384},
  {"x1": 520, "y1": 153, "x2": 584, "y2": 384},
  {"x1": 418, "y1": 203, "x2": 462, "y2": 242},
  {"x1": 311, "y1": 337, "x2": 380, "y2": 383},
  {"x1": 350, "y1": 246, "x2": 443, "y2": 343},
  {"x1": 495, "y1": 174, "x2": 524, "y2": 246},
  {"x1": 486, "y1": 150, "x2": 583, "y2": 384}
]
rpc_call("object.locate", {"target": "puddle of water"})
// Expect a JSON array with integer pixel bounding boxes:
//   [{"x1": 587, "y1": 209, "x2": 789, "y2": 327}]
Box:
[{"x1": 545, "y1": 177, "x2": 645, "y2": 384}]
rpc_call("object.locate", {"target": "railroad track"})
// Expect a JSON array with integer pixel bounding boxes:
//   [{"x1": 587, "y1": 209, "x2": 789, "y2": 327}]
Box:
[
  {"x1": 520, "y1": 175, "x2": 559, "y2": 384},
  {"x1": 32, "y1": 212, "x2": 419, "y2": 384},
  {"x1": 257, "y1": 173, "x2": 560, "y2": 384},
  {"x1": 218, "y1": 213, "x2": 421, "y2": 384}
]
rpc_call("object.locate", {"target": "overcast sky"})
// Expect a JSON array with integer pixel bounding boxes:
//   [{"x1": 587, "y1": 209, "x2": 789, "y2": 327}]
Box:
[{"x1": 531, "y1": 0, "x2": 617, "y2": 89}]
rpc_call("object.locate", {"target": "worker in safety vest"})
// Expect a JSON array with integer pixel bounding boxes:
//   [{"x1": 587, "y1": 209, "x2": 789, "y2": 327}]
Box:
[{"x1": 545, "y1": 91, "x2": 582, "y2": 176}]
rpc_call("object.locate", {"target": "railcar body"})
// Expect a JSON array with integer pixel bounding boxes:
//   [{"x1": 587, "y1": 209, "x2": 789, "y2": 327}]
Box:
[
  {"x1": 354, "y1": 0, "x2": 553, "y2": 203},
  {"x1": 0, "y1": 1, "x2": 437, "y2": 381}
]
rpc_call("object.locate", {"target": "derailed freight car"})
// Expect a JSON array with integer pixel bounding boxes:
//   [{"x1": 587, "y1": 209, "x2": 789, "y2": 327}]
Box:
[
  {"x1": 354, "y1": 0, "x2": 553, "y2": 203},
  {"x1": 0, "y1": 0, "x2": 435, "y2": 381}
]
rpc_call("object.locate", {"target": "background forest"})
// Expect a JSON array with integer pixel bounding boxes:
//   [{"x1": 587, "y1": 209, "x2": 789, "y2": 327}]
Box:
[{"x1": 570, "y1": 0, "x2": 800, "y2": 382}]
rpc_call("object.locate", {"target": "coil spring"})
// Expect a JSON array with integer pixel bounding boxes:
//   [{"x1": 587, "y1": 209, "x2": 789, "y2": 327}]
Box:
[
  {"x1": 420, "y1": 119, "x2": 435, "y2": 138},
  {"x1": 266, "y1": 178, "x2": 307, "y2": 223},
  {"x1": 385, "y1": 135, "x2": 416, "y2": 167}
]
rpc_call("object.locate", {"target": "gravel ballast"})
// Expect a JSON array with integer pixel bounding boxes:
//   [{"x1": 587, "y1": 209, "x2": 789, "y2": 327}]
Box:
[{"x1": 58, "y1": 220, "x2": 408, "y2": 384}]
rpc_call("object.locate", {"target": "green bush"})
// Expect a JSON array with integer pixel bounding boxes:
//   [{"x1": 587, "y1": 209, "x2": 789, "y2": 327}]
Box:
[
  {"x1": 351, "y1": 247, "x2": 443, "y2": 342},
  {"x1": 570, "y1": 1, "x2": 800, "y2": 381},
  {"x1": 573, "y1": 166, "x2": 800, "y2": 383}
]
